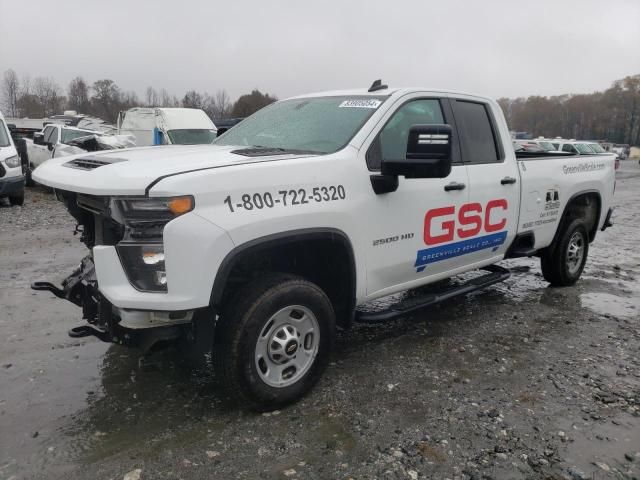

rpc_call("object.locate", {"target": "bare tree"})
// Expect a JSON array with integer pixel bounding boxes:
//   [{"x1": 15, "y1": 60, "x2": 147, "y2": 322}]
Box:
[
  {"x1": 1, "y1": 69, "x2": 20, "y2": 117},
  {"x1": 145, "y1": 86, "x2": 158, "y2": 107},
  {"x1": 32, "y1": 77, "x2": 63, "y2": 117},
  {"x1": 182, "y1": 90, "x2": 204, "y2": 108},
  {"x1": 231, "y1": 89, "x2": 277, "y2": 117},
  {"x1": 214, "y1": 89, "x2": 231, "y2": 118},
  {"x1": 159, "y1": 88, "x2": 172, "y2": 107},
  {"x1": 91, "y1": 79, "x2": 120, "y2": 122},
  {"x1": 67, "y1": 76, "x2": 90, "y2": 113}
]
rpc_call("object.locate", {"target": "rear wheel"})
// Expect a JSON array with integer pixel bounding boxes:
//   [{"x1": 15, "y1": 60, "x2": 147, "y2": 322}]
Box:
[
  {"x1": 541, "y1": 218, "x2": 589, "y2": 286},
  {"x1": 214, "y1": 274, "x2": 335, "y2": 411}
]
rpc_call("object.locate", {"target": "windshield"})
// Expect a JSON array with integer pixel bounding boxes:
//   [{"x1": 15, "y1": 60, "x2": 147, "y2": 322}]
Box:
[
  {"x1": 214, "y1": 96, "x2": 387, "y2": 154},
  {"x1": 588, "y1": 143, "x2": 606, "y2": 153},
  {"x1": 575, "y1": 143, "x2": 594, "y2": 154},
  {"x1": 62, "y1": 128, "x2": 95, "y2": 143},
  {"x1": 0, "y1": 120, "x2": 10, "y2": 147},
  {"x1": 167, "y1": 129, "x2": 217, "y2": 145}
]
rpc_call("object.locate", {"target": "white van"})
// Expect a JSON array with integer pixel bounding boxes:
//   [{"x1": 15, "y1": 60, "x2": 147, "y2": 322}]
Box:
[
  {"x1": 0, "y1": 110, "x2": 24, "y2": 206},
  {"x1": 117, "y1": 108, "x2": 217, "y2": 146}
]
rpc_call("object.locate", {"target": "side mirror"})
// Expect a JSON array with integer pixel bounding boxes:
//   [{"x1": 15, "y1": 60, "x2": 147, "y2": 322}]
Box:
[
  {"x1": 381, "y1": 124, "x2": 453, "y2": 179},
  {"x1": 33, "y1": 133, "x2": 44, "y2": 145}
]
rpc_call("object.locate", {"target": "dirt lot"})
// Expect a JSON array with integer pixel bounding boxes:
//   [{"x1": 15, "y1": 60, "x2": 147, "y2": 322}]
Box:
[{"x1": 1, "y1": 163, "x2": 639, "y2": 480}]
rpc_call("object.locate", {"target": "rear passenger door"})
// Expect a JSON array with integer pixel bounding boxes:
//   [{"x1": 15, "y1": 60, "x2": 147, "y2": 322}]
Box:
[{"x1": 450, "y1": 98, "x2": 520, "y2": 263}]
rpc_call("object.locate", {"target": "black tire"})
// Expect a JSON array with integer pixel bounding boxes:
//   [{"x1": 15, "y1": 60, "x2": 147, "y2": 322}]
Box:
[
  {"x1": 16, "y1": 139, "x2": 34, "y2": 187},
  {"x1": 24, "y1": 164, "x2": 34, "y2": 187},
  {"x1": 541, "y1": 218, "x2": 589, "y2": 286},
  {"x1": 213, "y1": 273, "x2": 335, "y2": 411},
  {"x1": 9, "y1": 191, "x2": 24, "y2": 206}
]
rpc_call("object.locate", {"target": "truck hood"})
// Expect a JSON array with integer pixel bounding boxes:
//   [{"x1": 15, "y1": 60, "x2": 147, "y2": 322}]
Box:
[{"x1": 33, "y1": 144, "x2": 308, "y2": 196}]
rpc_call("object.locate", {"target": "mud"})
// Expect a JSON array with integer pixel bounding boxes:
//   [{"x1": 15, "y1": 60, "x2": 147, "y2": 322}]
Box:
[{"x1": 0, "y1": 164, "x2": 639, "y2": 480}]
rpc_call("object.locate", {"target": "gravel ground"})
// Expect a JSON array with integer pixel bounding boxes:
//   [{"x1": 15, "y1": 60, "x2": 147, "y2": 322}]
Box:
[{"x1": 0, "y1": 163, "x2": 639, "y2": 480}]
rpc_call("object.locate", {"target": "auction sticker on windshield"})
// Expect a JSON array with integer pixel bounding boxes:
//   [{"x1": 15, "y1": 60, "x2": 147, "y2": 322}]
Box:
[{"x1": 339, "y1": 99, "x2": 382, "y2": 109}]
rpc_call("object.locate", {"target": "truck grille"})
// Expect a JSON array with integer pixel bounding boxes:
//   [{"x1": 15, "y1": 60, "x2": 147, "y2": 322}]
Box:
[{"x1": 64, "y1": 156, "x2": 127, "y2": 170}]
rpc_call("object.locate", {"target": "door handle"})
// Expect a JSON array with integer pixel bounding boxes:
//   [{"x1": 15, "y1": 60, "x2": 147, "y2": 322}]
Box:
[
  {"x1": 501, "y1": 176, "x2": 517, "y2": 185},
  {"x1": 444, "y1": 182, "x2": 466, "y2": 191}
]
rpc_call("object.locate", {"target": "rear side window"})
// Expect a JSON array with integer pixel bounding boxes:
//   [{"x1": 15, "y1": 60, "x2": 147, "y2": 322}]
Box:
[
  {"x1": 562, "y1": 144, "x2": 576, "y2": 153},
  {"x1": 452, "y1": 100, "x2": 500, "y2": 164}
]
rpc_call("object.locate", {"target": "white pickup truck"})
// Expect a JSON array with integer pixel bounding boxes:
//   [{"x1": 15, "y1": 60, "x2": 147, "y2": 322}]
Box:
[
  {"x1": 24, "y1": 123, "x2": 102, "y2": 184},
  {"x1": 33, "y1": 83, "x2": 615, "y2": 410}
]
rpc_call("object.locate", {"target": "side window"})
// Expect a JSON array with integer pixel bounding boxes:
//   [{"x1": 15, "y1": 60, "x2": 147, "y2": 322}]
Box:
[
  {"x1": 48, "y1": 127, "x2": 59, "y2": 145},
  {"x1": 552, "y1": 143, "x2": 559, "y2": 149},
  {"x1": 562, "y1": 144, "x2": 575, "y2": 153},
  {"x1": 366, "y1": 99, "x2": 444, "y2": 170},
  {"x1": 452, "y1": 100, "x2": 500, "y2": 164}
]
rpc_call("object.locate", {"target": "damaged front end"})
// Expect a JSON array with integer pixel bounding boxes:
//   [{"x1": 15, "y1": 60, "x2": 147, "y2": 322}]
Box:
[{"x1": 31, "y1": 190, "x2": 194, "y2": 352}]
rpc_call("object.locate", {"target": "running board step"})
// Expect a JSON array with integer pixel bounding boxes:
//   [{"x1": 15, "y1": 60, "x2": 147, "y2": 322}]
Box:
[
  {"x1": 354, "y1": 265, "x2": 510, "y2": 324},
  {"x1": 508, "y1": 247, "x2": 538, "y2": 258}
]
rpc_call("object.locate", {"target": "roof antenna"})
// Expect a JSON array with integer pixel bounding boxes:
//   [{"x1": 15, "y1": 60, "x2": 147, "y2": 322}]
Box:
[{"x1": 368, "y1": 79, "x2": 388, "y2": 92}]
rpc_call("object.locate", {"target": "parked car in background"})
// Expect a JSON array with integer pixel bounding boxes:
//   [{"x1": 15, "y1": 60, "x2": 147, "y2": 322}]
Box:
[
  {"x1": 583, "y1": 142, "x2": 607, "y2": 154},
  {"x1": 514, "y1": 139, "x2": 546, "y2": 152},
  {"x1": 514, "y1": 138, "x2": 559, "y2": 152},
  {"x1": 612, "y1": 144, "x2": 630, "y2": 160},
  {"x1": 212, "y1": 117, "x2": 244, "y2": 135},
  {"x1": 117, "y1": 108, "x2": 217, "y2": 146},
  {"x1": 0, "y1": 110, "x2": 25, "y2": 206},
  {"x1": 23, "y1": 124, "x2": 103, "y2": 185},
  {"x1": 551, "y1": 140, "x2": 600, "y2": 155}
]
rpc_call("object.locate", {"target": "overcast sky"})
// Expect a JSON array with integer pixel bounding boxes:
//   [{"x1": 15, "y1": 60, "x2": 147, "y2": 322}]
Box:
[{"x1": 1, "y1": 0, "x2": 639, "y2": 102}]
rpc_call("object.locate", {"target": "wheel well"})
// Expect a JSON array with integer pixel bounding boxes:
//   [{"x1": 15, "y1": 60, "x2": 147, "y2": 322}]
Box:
[
  {"x1": 212, "y1": 230, "x2": 356, "y2": 328},
  {"x1": 559, "y1": 192, "x2": 601, "y2": 243}
]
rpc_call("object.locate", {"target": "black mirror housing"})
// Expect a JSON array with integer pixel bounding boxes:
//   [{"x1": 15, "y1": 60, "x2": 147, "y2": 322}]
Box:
[
  {"x1": 33, "y1": 133, "x2": 44, "y2": 145},
  {"x1": 381, "y1": 124, "x2": 453, "y2": 179}
]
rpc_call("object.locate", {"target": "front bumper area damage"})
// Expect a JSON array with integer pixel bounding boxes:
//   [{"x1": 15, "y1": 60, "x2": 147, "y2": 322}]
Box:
[{"x1": 32, "y1": 255, "x2": 187, "y2": 351}]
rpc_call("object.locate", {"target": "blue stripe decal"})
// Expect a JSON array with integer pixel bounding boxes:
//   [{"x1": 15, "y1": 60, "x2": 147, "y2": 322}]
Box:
[{"x1": 415, "y1": 231, "x2": 508, "y2": 272}]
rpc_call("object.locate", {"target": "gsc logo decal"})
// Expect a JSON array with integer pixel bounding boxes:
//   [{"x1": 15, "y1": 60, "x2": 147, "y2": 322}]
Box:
[{"x1": 415, "y1": 199, "x2": 508, "y2": 272}]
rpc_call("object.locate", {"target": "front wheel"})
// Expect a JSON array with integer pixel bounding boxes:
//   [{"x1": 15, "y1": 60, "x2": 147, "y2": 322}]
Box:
[
  {"x1": 541, "y1": 218, "x2": 589, "y2": 286},
  {"x1": 214, "y1": 274, "x2": 335, "y2": 411}
]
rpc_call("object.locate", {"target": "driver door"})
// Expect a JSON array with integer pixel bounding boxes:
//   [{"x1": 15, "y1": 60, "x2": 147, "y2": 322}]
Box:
[{"x1": 362, "y1": 96, "x2": 470, "y2": 297}]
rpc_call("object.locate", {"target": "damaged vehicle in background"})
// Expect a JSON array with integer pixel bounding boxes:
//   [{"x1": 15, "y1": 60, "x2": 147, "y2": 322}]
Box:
[{"x1": 23, "y1": 124, "x2": 135, "y2": 185}]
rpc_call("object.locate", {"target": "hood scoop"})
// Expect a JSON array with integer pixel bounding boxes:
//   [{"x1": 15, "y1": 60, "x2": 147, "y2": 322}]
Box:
[{"x1": 64, "y1": 155, "x2": 128, "y2": 171}]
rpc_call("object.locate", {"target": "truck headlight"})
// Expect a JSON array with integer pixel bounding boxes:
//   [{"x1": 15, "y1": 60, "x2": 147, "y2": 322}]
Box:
[
  {"x1": 4, "y1": 155, "x2": 20, "y2": 168},
  {"x1": 114, "y1": 196, "x2": 194, "y2": 292}
]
